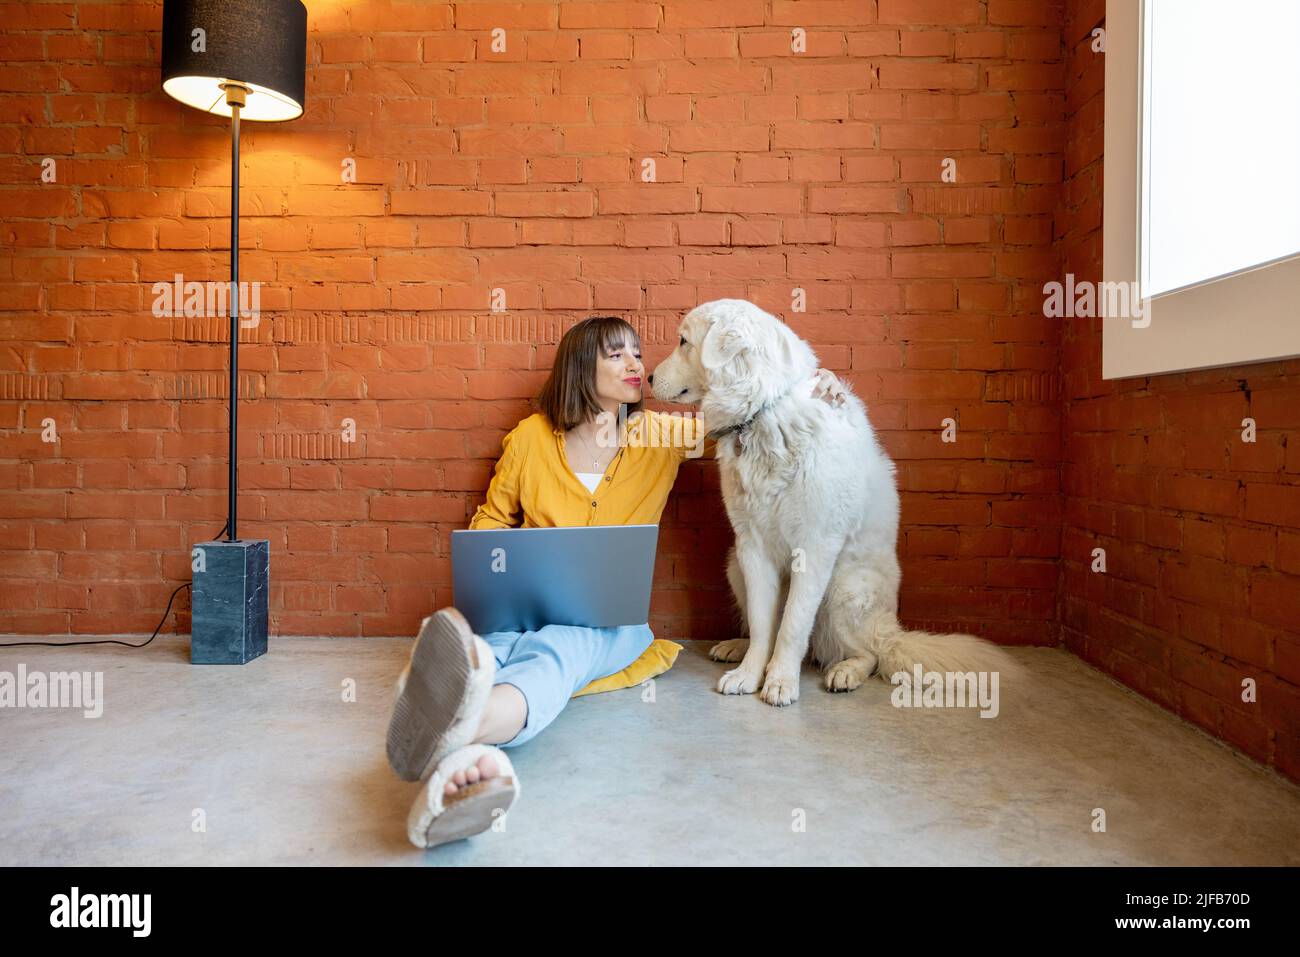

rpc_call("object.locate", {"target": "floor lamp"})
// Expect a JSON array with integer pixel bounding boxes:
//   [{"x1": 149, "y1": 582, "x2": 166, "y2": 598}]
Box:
[{"x1": 160, "y1": 0, "x2": 307, "y2": 664}]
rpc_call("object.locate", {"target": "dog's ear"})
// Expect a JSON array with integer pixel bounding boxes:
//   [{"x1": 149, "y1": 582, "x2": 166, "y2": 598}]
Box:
[{"x1": 700, "y1": 315, "x2": 747, "y2": 371}]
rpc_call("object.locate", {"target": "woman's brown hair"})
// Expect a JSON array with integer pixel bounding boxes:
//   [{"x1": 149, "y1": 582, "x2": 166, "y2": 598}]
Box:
[{"x1": 536, "y1": 316, "x2": 644, "y2": 432}]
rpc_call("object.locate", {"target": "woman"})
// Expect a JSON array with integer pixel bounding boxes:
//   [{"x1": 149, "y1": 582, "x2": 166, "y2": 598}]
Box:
[{"x1": 385, "y1": 315, "x2": 847, "y2": 849}]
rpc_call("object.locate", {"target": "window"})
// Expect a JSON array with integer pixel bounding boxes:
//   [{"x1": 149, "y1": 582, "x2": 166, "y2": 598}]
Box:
[{"x1": 1103, "y1": 0, "x2": 1300, "y2": 378}]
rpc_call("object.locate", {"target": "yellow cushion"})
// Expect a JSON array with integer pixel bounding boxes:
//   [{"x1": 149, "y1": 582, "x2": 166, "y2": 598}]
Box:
[{"x1": 571, "y1": 638, "x2": 683, "y2": 698}]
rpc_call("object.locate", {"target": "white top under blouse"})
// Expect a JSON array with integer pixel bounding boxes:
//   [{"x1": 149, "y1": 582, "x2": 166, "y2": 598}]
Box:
[{"x1": 574, "y1": 471, "x2": 604, "y2": 493}]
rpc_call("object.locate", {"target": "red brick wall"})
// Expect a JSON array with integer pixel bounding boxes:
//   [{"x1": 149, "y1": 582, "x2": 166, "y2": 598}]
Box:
[
  {"x1": 1060, "y1": 0, "x2": 1300, "y2": 781},
  {"x1": 2, "y1": 1, "x2": 1064, "y2": 646}
]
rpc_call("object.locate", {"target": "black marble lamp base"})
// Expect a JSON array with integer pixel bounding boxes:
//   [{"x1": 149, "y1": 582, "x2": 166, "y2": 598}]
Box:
[{"x1": 191, "y1": 539, "x2": 270, "y2": 665}]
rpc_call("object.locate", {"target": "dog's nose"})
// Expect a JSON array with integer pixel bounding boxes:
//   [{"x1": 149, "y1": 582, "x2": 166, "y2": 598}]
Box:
[{"x1": 647, "y1": 373, "x2": 654, "y2": 385}]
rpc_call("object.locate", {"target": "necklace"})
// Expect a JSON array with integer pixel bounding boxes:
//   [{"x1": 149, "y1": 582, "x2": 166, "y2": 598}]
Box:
[{"x1": 568, "y1": 424, "x2": 616, "y2": 473}]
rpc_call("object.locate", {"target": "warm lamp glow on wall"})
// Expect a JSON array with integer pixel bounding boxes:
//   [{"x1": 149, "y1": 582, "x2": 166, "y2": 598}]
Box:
[{"x1": 159, "y1": 0, "x2": 307, "y2": 665}]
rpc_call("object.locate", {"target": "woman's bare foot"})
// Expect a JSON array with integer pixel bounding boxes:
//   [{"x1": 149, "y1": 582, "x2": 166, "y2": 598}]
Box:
[{"x1": 444, "y1": 751, "x2": 501, "y2": 797}]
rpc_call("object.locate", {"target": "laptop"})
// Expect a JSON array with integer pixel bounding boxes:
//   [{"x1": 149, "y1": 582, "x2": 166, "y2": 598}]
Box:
[{"x1": 450, "y1": 525, "x2": 659, "y2": 635}]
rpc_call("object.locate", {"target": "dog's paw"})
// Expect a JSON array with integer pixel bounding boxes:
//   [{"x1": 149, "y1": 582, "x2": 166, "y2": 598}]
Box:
[
  {"x1": 760, "y1": 671, "x2": 799, "y2": 707},
  {"x1": 824, "y1": 661, "x2": 866, "y2": 692},
  {"x1": 717, "y1": 666, "x2": 762, "y2": 696},
  {"x1": 709, "y1": 638, "x2": 749, "y2": 663}
]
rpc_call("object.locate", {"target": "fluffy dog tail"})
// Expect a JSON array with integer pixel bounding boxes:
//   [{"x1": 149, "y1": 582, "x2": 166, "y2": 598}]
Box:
[{"x1": 868, "y1": 617, "x2": 1022, "y2": 684}]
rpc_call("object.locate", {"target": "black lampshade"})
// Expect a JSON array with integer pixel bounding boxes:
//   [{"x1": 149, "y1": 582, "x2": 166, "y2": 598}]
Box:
[{"x1": 161, "y1": 0, "x2": 307, "y2": 121}]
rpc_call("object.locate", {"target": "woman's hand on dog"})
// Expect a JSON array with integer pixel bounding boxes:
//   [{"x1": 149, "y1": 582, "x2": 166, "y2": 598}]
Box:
[{"x1": 813, "y1": 368, "x2": 848, "y2": 408}]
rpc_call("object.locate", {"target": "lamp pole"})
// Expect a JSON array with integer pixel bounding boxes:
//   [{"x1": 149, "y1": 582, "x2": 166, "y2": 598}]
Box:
[{"x1": 220, "y1": 81, "x2": 246, "y2": 542}]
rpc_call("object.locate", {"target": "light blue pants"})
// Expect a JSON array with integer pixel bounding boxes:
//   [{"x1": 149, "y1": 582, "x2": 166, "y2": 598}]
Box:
[{"x1": 481, "y1": 622, "x2": 654, "y2": 748}]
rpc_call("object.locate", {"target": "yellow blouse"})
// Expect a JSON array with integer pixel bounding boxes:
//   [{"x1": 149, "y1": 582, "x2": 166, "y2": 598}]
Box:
[{"x1": 469, "y1": 409, "x2": 717, "y2": 530}]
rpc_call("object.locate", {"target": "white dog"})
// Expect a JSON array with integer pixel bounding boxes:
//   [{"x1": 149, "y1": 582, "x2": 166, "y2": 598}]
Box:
[{"x1": 650, "y1": 299, "x2": 1011, "y2": 707}]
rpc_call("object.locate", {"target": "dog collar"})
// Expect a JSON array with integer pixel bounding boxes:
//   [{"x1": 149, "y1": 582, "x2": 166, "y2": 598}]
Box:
[{"x1": 705, "y1": 375, "x2": 820, "y2": 446}]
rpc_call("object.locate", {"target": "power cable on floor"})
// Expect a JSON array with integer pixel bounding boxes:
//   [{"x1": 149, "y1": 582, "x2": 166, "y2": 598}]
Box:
[{"x1": 0, "y1": 520, "x2": 230, "y2": 649}]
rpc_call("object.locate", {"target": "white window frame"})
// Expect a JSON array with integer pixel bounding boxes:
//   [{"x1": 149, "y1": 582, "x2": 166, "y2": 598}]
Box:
[{"x1": 1102, "y1": 0, "x2": 1300, "y2": 379}]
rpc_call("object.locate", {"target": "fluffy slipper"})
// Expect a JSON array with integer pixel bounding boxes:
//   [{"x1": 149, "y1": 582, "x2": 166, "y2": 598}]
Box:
[
  {"x1": 407, "y1": 743, "x2": 520, "y2": 849},
  {"x1": 386, "y1": 607, "x2": 496, "y2": 783}
]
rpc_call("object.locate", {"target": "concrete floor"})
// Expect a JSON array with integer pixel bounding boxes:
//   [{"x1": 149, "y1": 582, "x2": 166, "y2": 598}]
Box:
[{"x1": 1, "y1": 636, "x2": 1298, "y2": 866}]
